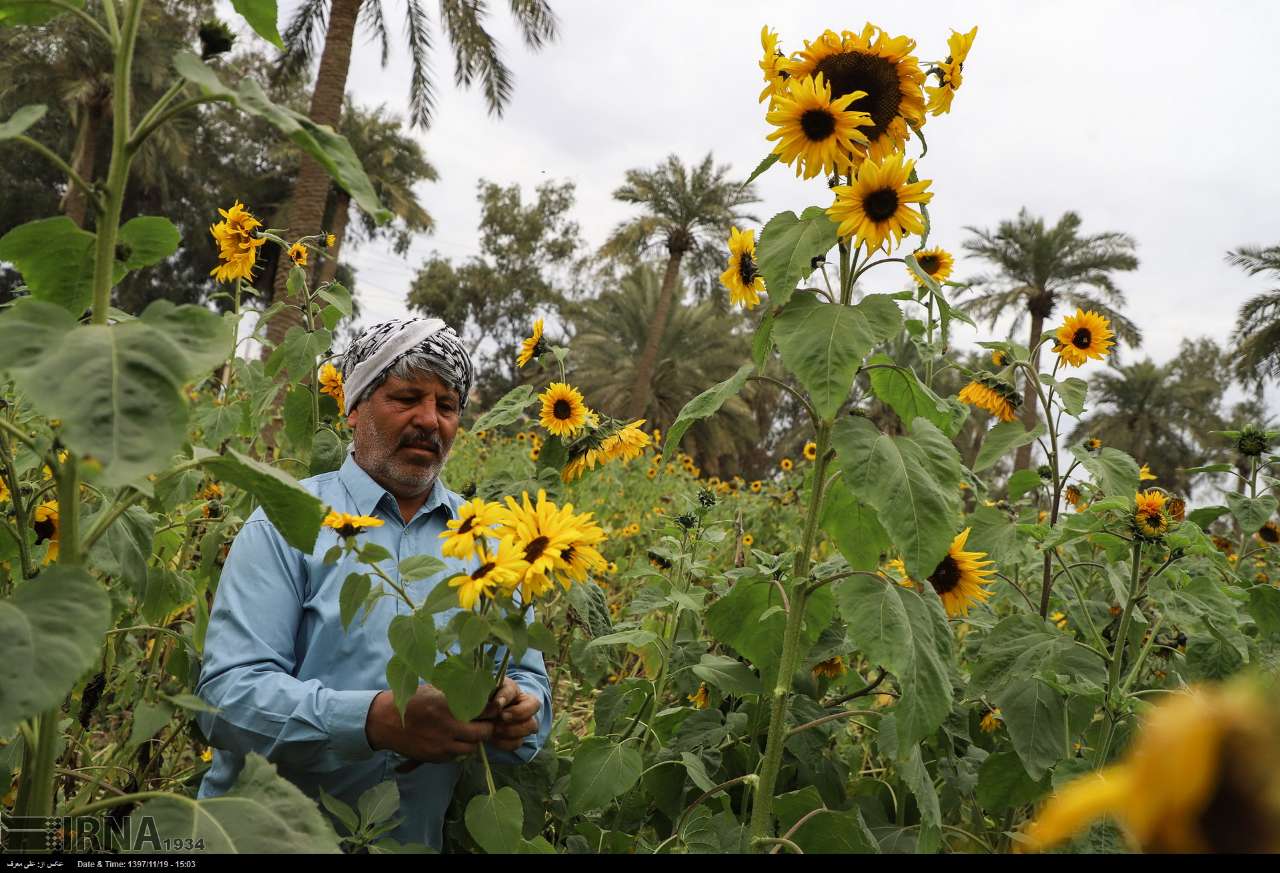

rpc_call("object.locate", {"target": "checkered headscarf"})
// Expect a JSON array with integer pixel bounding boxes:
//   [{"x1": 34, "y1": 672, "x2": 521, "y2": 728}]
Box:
[{"x1": 338, "y1": 318, "x2": 473, "y2": 414}]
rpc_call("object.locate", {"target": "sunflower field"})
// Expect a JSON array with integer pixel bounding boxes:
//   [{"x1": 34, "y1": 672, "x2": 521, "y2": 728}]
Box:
[{"x1": 3, "y1": 1, "x2": 1280, "y2": 857}]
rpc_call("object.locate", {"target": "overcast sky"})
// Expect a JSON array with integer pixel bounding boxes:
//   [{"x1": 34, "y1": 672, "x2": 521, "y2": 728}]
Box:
[{"x1": 265, "y1": 0, "x2": 1280, "y2": 403}]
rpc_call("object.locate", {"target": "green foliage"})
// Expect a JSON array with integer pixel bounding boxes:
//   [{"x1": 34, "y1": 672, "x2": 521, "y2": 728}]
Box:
[{"x1": 756, "y1": 206, "x2": 838, "y2": 311}]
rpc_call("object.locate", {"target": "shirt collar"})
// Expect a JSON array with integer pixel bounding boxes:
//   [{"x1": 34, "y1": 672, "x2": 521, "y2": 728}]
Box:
[{"x1": 338, "y1": 453, "x2": 455, "y2": 522}]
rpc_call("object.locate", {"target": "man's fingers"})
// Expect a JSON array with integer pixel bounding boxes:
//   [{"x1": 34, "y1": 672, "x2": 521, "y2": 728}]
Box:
[
  {"x1": 494, "y1": 717, "x2": 537, "y2": 740},
  {"x1": 490, "y1": 736, "x2": 524, "y2": 752},
  {"x1": 446, "y1": 740, "x2": 480, "y2": 757},
  {"x1": 500, "y1": 694, "x2": 540, "y2": 722},
  {"x1": 453, "y1": 719, "x2": 496, "y2": 743}
]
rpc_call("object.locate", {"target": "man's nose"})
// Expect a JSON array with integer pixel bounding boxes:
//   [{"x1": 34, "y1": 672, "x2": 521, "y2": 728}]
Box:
[{"x1": 409, "y1": 398, "x2": 439, "y2": 431}]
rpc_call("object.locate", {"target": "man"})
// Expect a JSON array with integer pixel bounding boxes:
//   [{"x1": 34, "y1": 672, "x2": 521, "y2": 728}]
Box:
[{"x1": 195, "y1": 318, "x2": 550, "y2": 850}]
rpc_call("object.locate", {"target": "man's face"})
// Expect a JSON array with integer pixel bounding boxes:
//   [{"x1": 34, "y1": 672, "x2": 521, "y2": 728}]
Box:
[{"x1": 346, "y1": 370, "x2": 461, "y2": 499}]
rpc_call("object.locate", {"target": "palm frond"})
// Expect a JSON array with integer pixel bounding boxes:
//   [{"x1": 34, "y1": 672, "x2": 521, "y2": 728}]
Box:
[
  {"x1": 358, "y1": 0, "x2": 391, "y2": 68},
  {"x1": 439, "y1": 0, "x2": 513, "y2": 117},
  {"x1": 506, "y1": 0, "x2": 558, "y2": 49},
  {"x1": 275, "y1": 0, "x2": 330, "y2": 84}
]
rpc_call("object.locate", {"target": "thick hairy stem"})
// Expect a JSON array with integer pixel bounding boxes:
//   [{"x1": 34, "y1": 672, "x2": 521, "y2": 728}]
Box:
[{"x1": 1097, "y1": 540, "x2": 1143, "y2": 767}]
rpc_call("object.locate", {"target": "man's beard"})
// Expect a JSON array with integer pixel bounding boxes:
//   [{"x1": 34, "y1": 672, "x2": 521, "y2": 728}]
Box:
[{"x1": 354, "y1": 418, "x2": 453, "y2": 496}]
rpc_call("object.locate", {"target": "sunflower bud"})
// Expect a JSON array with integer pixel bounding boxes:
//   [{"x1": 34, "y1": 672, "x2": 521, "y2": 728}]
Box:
[
  {"x1": 1037, "y1": 465, "x2": 1053, "y2": 480},
  {"x1": 697, "y1": 488, "x2": 716, "y2": 509},
  {"x1": 198, "y1": 19, "x2": 236, "y2": 59},
  {"x1": 1167, "y1": 497, "x2": 1186, "y2": 522},
  {"x1": 1236, "y1": 425, "x2": 1270, "y2": 458},
  {"x1": 675, "y1": 513, "x2": 697, "y2": 530}
]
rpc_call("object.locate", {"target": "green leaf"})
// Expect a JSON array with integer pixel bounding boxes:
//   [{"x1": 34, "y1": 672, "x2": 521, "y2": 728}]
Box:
[
  {"x1": 1184, "y1": 464, "x2": 1235, "y2": 475},
  {"x1": 318, "y1": 789, "x2": 359, "y2": 835},
  {"x1": 388, "y1": 610, "x2": 437, "y2": 681},
  {"x1": 1007, "y1": 468, "x2": 1043, "y2": 501},
  {"x1": 266, "y1": 325, "x2": 332, "y2": 381},
  {"x1": 690, "y1": 654, "x2": 761, "y2": 697},
  {"x1": 118, "y1": 216, "x2": 180, "y2": 270},
  {"x1": 432, "y1": 655, "x2": 493, "y2": 722},
  {"x1": 995, "y1": 677, "x2": 1068, "y2": 780},
  {"x1": 752, "y1": 308, "x2": 775, "y2": 372},
  {"x1": 316, "y1": 282, "x2": 352, "y2": 317},
  {"x1": 837, "y1": 576, "x2": 952, "y2": 749},
  {"x1": 470, "y1": 383, "x2": 538, "y2": 433},
  {"x1": 757, "y1": 206, "x2": 839, "y2": 310},
  {"x1": 399, "y1": 555, "x2": 447, "y2": 581},
  {"x1": 229, "y1": 0, "x2": 283, "y2": 48},
  {"x1": 283, "y1": 387, "x2": 315, "y2": 450},
  {"x1": 774, "y1": 292, "x2": 902, "y2": 420},
  {"x1": 820, "y1": 479, "x2": 890, "y2": 571},
  {"x1": 1071, "y1": 445, "x2": 1140, "y2": 499},
  {"x1": 866, "y1": 355, "x2": 967, "y2": 437},
  {"x1": 1225, "y1": 492, "x2": 1277, "y2": 535},
  {"x1": 899, "y1": 743, "x2": 942, "y2": 853},
  {"x1": 976, "y1": 749, "x2": 1050, "y2": 812},
  {"x1": 127, "y1": 701, "x2": 174, "y2": 750},
  {"x1": 385, "y1": 656, "x2": 418, "y2": 719},
  {"x1": 585, "y1": 628, "x2": 658, "y2": 651},
  {"x1": 974, "y1": 420, "x2": 1045, "y2": 472},
  {"x1": 1187, "y1": 505, "x2": 1229, "y2": 529},
  {"x1": 0, "y1": 217, "x2": 95, "y2": 313},
  {"x1": 138, "y1": 300, "x2": 236, "y2": 375},
  {"x1": 465, "y1": 786, "x2": 524, "y2": 854},
  {"x1": 1248, "y1": 585, "x2": 1280, "y2": 640},
  {"x1": 0, "y1": 0, "x2": 82, "y2": 26},
  {"x1": 309, "y1": 428, "x2": 344, "y2": 476},
  {"x1": 0, "y1": 567, "x2": 112, "y2": 735},
  {"x1": 968, "y1": 615, "x2": 1106, "y2": 700},
  {"x1": 173, "y1": 52, "x2": 390, "y2": 223},
  {"x1": 206, "y1": 449, "x2": 326, "y2": 552},
  {"x1": 0, "y1": 104, "x2": 46, "y2": 138},
  {"x1": 87, "y1": 504, "x2": 155, "y2": 585},
  {"x1": 567, "y1": 738, "x2": 643, "y2": 815},
  {"x1": 705, "y1": 577, "x2": 834, "y2": 685},
  {"x1": 831, "y1": 415, "x2": 962, "y2": 579},
  {"x1": 356, "y1": 781, "x2": 400, "y2": 826},
  {"x1": 1041, "y1": 375, "x2": 1087, "y2": 417},
  {"x1": 339, "y1": 573, "x2": 370, "y2": 631},
  {"x1": 743, "y1": 151, "x2": 779, "y2": 187},
  {"x1": 774, "y1": 787, "x2": 879, "y2": 853},
  {"x1": 662, "y1": 364, "x2": 753, "y2": 460},
  {"x1": 128, "y1": 753, "x2": 341, "y2": 852}
]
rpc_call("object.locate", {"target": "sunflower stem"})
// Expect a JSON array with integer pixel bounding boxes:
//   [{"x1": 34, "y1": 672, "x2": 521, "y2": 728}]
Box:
[{"x1": 1098, "y1": 539, "x2": 1143, "y2": 767}]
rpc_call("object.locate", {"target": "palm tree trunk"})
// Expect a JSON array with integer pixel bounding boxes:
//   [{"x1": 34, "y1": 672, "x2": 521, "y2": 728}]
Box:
[
  {"x1": 625, "y1": 252, "x2": 683, "y2": 420},
  {"x1": 62, "y1": 105, "x2": 102, "y2": 228},
  {"x1": 263, "y1": 0, "x2": 363, "y2": 355},
  {"x1": 317, "y1": 188, "x2": 350, "y2": 285},
  {"x1": 1014, "y1": 311, "x2": 1046, "y2": 470}
]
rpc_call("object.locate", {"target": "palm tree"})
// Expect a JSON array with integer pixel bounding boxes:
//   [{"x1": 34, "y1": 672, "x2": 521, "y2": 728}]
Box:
[
  {"x1": 569, "y1": 265, "x2": 759, "y2": 477},
  {"x1": 263, "y1": 0, "x2": 558, "y2": 350},
  {"x1": 601, "y1": 154, "x2": 759, "y2": 420},
  {"x1": 1228, "y1": 244, "x2": 1280, "y2": 385},
  {"x1": 962, "y1": 208, "x2": 1141, "y2": 469}
]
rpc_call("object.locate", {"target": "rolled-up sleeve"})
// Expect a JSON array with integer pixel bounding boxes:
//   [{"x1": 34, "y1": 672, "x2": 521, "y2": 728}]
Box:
[{"x1": 195, "y1": 518, "x2": 379, "y2": 771}]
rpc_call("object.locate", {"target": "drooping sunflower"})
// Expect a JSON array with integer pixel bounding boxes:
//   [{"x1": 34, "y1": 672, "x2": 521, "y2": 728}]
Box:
[
  {"x1": 827, "y1": 150, "x2": 933, "y2": 254},
  {"x1": 980, "y1": 707, "x2": 1002, "y2": 733},
  {"x1": 957, "y1": 373, "x2": 1021, "y2": 422},
  {"x1": 926, "y1": 528, "x2": 995, "y2": 617},
  {"x1": 991, "y1": 349, "x2": 1010, "y2": 367},
  {"x1": 318, "y1": 362, "x2": 345, "y2": 411},
  {"x1": 811, "y1": 656, "x2": 847, "y2": 680},
  {"x1": 1053, "y1": 309, "x2": 1115, "y2": 367},
  {"x1": 908, "y1": 246, "x2": 954, "y2": 286},
  {"x1": 287, "y1": 242, "x2": 309, "y2": 267},
  {"x1": 1063, "y1": 484, "x2": 1086, "y2": 510},
  {"x1": 209, "y1": 201, "x2": 266, "y2": 284},
  {"x1": 765, "y1": 72, "x2": 872, "y2": 180},
  {"x1": 757, "y1": 25, "x2": 790, "y2": 104},
  {"x1": 785, "y1": 25, "x2": 927, "y2": 162},
  {"x1": 538, "y1": 382, "x2": 589, "y2": 437},
  {"x1": 719, "y1": 227, "x2": 767, "y2": 310},
  {"x1": 517, "y1": 319, "x2": 547, "y2": 369},
  {"x1": 33, "y1": 500, "x2": 59, "y2": 564},
  {"x1": 1134, "y1": 490, "x2": 1169, "y2": 539},
  {"x1": 1257, "y1": 520, "x2": 1280, "y2": 545},
  {"x1": 448, "y1": 536, "x2": 528, "y2": 610},
  {"x1": 439, "y1": 497, "x2": 505, "y2": 560},
  {"x1": 688, "y1": 683, "x2": 710, "y2": 710},
  {"x1": 925, "y1": 26, "x2": 978, "y2": 116},
  {"x1": 600, "y1": 420, "x2": 652, "y2": 464},
  {"x1": 323, "y1": 511, "x2": 384, "y2": 539}
]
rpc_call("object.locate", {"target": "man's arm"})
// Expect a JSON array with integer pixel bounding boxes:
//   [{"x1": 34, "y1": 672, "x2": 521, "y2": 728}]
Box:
[{"x1": 195, "y1": 518, "x2": 378, "y2": 771}]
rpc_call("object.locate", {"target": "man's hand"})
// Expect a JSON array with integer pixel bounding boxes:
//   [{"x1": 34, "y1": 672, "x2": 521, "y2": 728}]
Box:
[
  {"x1": 482, "y1": 677, "x2": 541, "y2": 753},
  {"x1": 366, "y1": 685, "x2": 495, "y2": 763}
]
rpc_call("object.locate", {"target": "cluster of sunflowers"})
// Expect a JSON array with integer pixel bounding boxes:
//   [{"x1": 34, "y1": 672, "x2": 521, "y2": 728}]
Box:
[
  {"x1": 437, "y1": 489, "x2": 607, "y2": 608},
  {"x1": 208, "y1": 200, "x2": 336, "y2": 285}
]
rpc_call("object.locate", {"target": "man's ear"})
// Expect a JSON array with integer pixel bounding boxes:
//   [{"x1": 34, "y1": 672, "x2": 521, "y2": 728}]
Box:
[{"x1": 346, "y1": 403, "x2": 360, "y2": 430}]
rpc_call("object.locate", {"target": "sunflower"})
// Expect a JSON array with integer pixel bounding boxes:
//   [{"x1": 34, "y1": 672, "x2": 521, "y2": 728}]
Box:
[
  {"x1": 1168, "y1": 497, "x2": 1186, "y2": 522},
  {"x1": 765, "y1": 72, "x2": 872, "y2": 180},
  {"x1": 496, "y1": 489, "x2": 585, "y2": 601},
  {"x1": 926, "y1": 528, "x2": 995, "y2": 617},
  {"x1": 287, "y1": 242, "x2": 308, "y2": 267},
  {"x1": 517, "y1": 319, "x2": 547, "y2": 369},
  {"x1": 780, "y1": 458, "x2": 794, "y2": 472},
  {"x1": 1086, "y1": 437, "x2": 1103, "y2": 451},
  {"x1": 785, "y1": 24, "x2": 927, "y2": 161},
  {"x1": 1257, "y1": 521, "x2": 1280, "y2": 545},
  {"x1": 750, "y1": 480, "x2": 763, "y2": 493},
  {"x1": 803, "y1": 441, "x2": 818, "y2": 461},
  {"x1": 1063, "y1": 484, "x2": 1086, "y2": 510},
  {"x1": 958, "y1": 373, "x2": 1021, "y2": 422},
  {"x1": 1235, "y1": 425, "x2": 1271, "y2": 457},
  {"x1": 1134, "y1": 490, "x2": 1169, "y2": 539},
  {"x1": 1053, "y1": 309, "x2": 1115, "y2": 367},
  {"x1": 719, "y1": 227, "x2": 767, "y2": 310},
  {"x1": 318, "y1": 362, "x2": 345, "y2": 411},
  {"x1": 742, "y1": 533, "x2": 754, "y2": 547},
  {"x1": 688, "y1": 684, "x2": 710, "y2": 710},
  {"x1": 1138, "y1": 463, "x2": 1157, "y2": 482},
  {"x1": 448, "y1": 536, "x2": 528, "y2": 609},
  {"x1": 439, "y1": 497, "x2": 505, "y2": 560},
  {"x1": 538, "y1": 382, "x2": 589, "y2": 437},
  {"x1": 925, "y1": 26, "x2": 978, "y2": 116},
  {"x1": 198, "y1": 481, "x2": 223, "y2": 501},
  {"x1": 325, "y1": 232, "x2": 336, "y2": 248},
  {"x1": 827, "y1": 150, "x2": 933, "y2": 254},
  {"x1": 811, "y1": 656, "x2": 847, "y2": 679},
  {"x1": 32, "y1": 500, "x2": 59, "y2": 564},
  {"x1": 1051, "y1": 611, "x2": 1068, "y2": 630},
  {"x1": 883, "y1": 557, "x2": 914, "y2": 587},
  {"x1": 758, "y1": 26, "x2": 790, "y2": 104},
  {"x1": 980, "y1": 707, "x2": 1002, "y2": 733},
  {"x1": 557, "y1": 509, "x2": 608, "y2": 585},
  {"x1": 323, "y1": 511, "x2": 384, "y2": 538},
  {"x1": 209, "y1": 201, "x2": 266, "y2": 283},
  {"x1": 908, "y1": 246, "x2": 955, "y2": 287},
  {"x1": 991, "y1": 349, "x2": 1010, "y2": 367},
  {"x1": 600, "y1": 420, "x2": 652, "y2": 464},
  {"x1": 1021, "y1": 682, "x2": 1280, "y2": 853}
]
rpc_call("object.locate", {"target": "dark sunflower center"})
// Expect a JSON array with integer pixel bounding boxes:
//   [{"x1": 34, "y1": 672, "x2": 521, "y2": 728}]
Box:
[
  {"x1": 1139, "y1": 512, "x2": 1164, "y2": 530},
  {"x1": 33, "y1": 517, "x2": 55, "y2": 543},
  {"x1": 799, "y1": 108, "x2": 837, "y2": 142},
  {"x1": 1262, "y1": 525, "x2": 1279, "y2": 543},
  {"x1": 553, "y1": 399, "x2": 572, "y2": 420},
  {"x1": 738, "y1": 253, "x2": 758, "y2": 286},
  {"x1": 863, "y1": 188, "x2": 900, "y2": 222},
  {"x1": 523, "y1": 535, "x2": 550, "y2": 563},
  {"x1": 928, "y1": 555, "x2": 960, "y2": 594},
  {"x1": 917, "y1": 254, "x2": 940, "y2": 274},
  {"x1": 1071, "y1": 328, "x2": 1092, "y2": 350},
  {"x1": 812, "y1": 51, "x2": 902, "y2": 140},
  {"x1": 472, "y1": 561, "x2": 495, "y2": 580},
  {"x1": 456, "y1": 516, "x2": 476, "y2": 535},
  {"x1": 337, "y1": 524, "x2": 358, "y2": 538},
  {"x1": 561, "y1": 545, "x2": 577, "y2": 564}
]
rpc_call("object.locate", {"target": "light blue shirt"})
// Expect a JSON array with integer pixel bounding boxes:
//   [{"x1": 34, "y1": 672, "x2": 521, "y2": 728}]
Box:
[{"x1": 195, "y1": 454, "x2": 552, "y2": 850}]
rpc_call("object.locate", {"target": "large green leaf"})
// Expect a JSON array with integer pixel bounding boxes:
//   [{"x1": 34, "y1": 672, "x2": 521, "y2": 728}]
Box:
[
  {"x1": 173, "y1": 52, "x2": 390, "y2": 223},
  {"x1": 0, "y1": 567, "x2": 111, "y2": 735},
  {"x1": 431, "y1": 655, "x2": 493, "y2": 722},
  {"x1": 662, "y1": 364, "x2": 752, "y2": 460},
  {"x1": 705, "y1": 576, "x2": 834, "y2": 685},
  {"x1": 127, "y1": 754, "x2": 341, "y2": 853},
  {"x1": 837, "y1": 575, "x2": 952, "y2": 749},
  {"x1": 1040, "y1": 374, "x2": 1088, "y2": 417},
  {"x1": 0, "y1": 217, "x2": 95, "y2": 313},
  {"x1": 831, "y1": 415, "x2": 962, "y2": 579},
  {"x1": 1071, "y1": 445, "x2": 1140, "y2": 499},
  {"x1": 820, "y1": 478, "x2": 890, "y2": 571},
  {"x1": 470, "y1": 383, "x2": 538, "y2": 433},
  {"x1": 118, "y1": 216, "x2": 180, "y2": 270},
  {"x1": 229, "y1": 0, "x2": 283, "y2": 48},
  {"x1": 0, "y1": 104, "x2": 46, "y2": 138},
  {"x1": 865, "y1": 355, "x2": 967, "y2": 437},
  {"x1": 690, "y1": 654, "x2": 761, "y2": 697},
  {"x1": 567, "y1": 737, "x2": 643, "y2": 815},
  {"x1": 774, "y1": 292, "x2": 902, "y2": 420},
  {"x1": 1248, "y1": 585, "x2": 1280, "y2": 641},
  {"x1": 0, "y1": 0, "x2": 81, "y2": 26},
  {"x1": 995, "y1": 677, "x2": 1068, "y2": 779},
  {"x1": 465, "y1": 786, "x2": 524, "y2": 854},
  {"x1": 205, "y1": 449, "x2": 326, "y2": 552},
  {"x1": 388, "y1": 609, "x2": 437, "y2": 681},
  {"x1": 775, "y1": 787, "x2": 879, "y2": 853},
  {"x1": 756, "y1": 206, "x2": 839, "y2": 310},
  {"x1": 138, "y1": 299, "x2": 236, "y2": 375},
  {"x1": 973, "y1": 419, "x2": 1045, "y2": 472},
  {"x1": 1225, "y1": 492, "x2": 1277, "y2": 535},
  {"x1": 968, "y1": 614, "x2": 1106, "y2": 699},
  {"x1": 976, "y1": 749, "x2": 1049, "y2": 812}
]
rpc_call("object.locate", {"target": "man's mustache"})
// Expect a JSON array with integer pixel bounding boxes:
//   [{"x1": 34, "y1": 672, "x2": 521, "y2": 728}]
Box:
[{"x1": 398, "y1": 431, "x2": 443, "y2": 453}]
